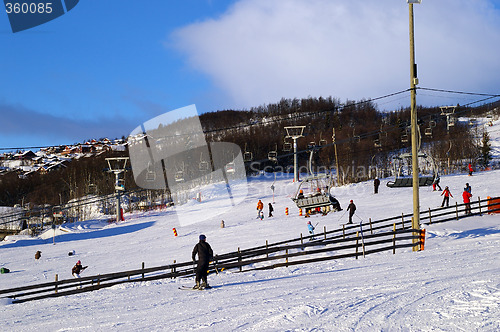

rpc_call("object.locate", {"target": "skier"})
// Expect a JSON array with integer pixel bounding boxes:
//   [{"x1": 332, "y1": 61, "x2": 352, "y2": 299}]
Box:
[
  {"x1": 346, "y1": 200, "x2": 356, "y2": 224},
  {"x1": 330, "y1": 196, "x2": 342, "y2": 212},
  {"x1": 71, "y1": 260, "x2": 87, "y2": 278},
  {"x1": 432, "y1": 175, "x2": 442, "y2": 191},
  {"x1": 256, "y1": 200, "x2": 264, "y2": 219},
  {"x1": 35, "y1": 250, "x2": 41, "y2": 260},
  {"x1": 307, "y1": 221, "x2": 315, "y2": 240},
  {"x1": 374, "y1": 177, "x2": 380, "y2": 194},
  {"x1": 268, "y1": 203, "x2": 274, "y2": 218},
  {"x1": 465, "y1": 183, "x2": 471, "y2": 194},
  {"x1": 192, "y1": 234, "x2": 214, "y2": 290},
  {"x1": 440, "y1": 186, "x2": 453, "y2": 207},
  {"x1": 468, "y1": 163, "x2": 474, "y2": 176},
  {"x1": 463, "y1": 189, "x2": 472, "y2": 215}
]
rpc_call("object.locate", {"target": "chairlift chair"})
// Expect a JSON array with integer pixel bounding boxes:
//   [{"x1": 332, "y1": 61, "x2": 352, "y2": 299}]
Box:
[
  {"x1": 401, "y1": 134, "x2": 409, "y2": 143},
  {"x1": 175, "y1": 171, "x2": 184, "y2": 182},
  {"x1": 319, "y1": 139, "x2": 327, "y2": 146},
  {"x1": 291, "y1": 174, "x2": 341, "y2": 213},
  {"x1": 353, "y1": 136, "x2": 361, "y2": 143},
  {"x1": 424, "y1": 127, "x2": 433, "y2": 137},
  {"x1": 243, "y1": 151, "x2": 253, "y2": 162},
  {"x1": 146, "y1": 162, "x2": 156, "y2": 182},
  {"x1": 386, "y1": 152, "x2": 436, "y2": 188},
  {"x1": 225, "y1": 162, "x2": 235, "y2": 174},
  {"x1": 283, "y1": 141, "x2": 292, "y2": 152},
  {"x1": 374, "y1": 139, "x2": 382, "y2": 148}
]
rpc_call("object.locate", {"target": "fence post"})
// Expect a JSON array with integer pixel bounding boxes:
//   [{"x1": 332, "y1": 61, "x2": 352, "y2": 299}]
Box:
[
  {"x1": 428, "y1": 208, "x2": 432, "y2": 224},
  {"x1": 266, "y1": 240, "x2": 269, "y2": 258},
  {"x1": 300, "y1": 233, "x2": 303, "y2": 245},
  {"x1": 369, "y1": 218, "x2": 373, "y2": 235},
  {"x1": 142, "y1": 262, "x2": 145, "y2": 280},
  {"x1": 285, "y1": 248, "x2": 289, "y2": 267},
  {"x1": 238, "y1": 247, "x2": 242, "y2": 272},
  {"x1": 392, "y1": 223, "x2": 396, "y2": 255},
  {"x1": 55, "y1": 274, "x2": 58, "y2": 293},
  {"x1": 355, "y1": 231, "x2": 359, "y2": 260},
  {"x1": 342, "y1": 224, "x2": 345, "y2": 239},
  {"x1": 172, "y1": 260, "x2": 176, "y2": 276},
  {"x1": 478, "y1": 196, "x2": 481, "y2": 215},
  {"x1": 97, "y1": 274, "x2": 101, "y2": 286},
  {"x1": 455, "y1": 202, "x2": 459, "y2": 220},
  {"x1": 324, "y1": 226, "x2": 327, "y2": 240},
  {"x1": 401, "y1": 213, "x2": 405, "y2": 229}
]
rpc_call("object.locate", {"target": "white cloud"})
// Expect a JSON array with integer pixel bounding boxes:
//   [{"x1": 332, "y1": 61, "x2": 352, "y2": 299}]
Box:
[{"x1": 172, "y1": 0, "x2": 500, "y2": 110}]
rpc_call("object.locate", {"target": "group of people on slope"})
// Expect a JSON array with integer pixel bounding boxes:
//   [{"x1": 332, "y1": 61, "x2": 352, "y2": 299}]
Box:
[{"x1": 439, "y1": 182, "x2": 473, "y2": 215}]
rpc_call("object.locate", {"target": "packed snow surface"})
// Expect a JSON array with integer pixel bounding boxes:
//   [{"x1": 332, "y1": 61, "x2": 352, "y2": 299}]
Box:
[{"x1": 1, "y1": 167, "x2": 499, "y2": 331}]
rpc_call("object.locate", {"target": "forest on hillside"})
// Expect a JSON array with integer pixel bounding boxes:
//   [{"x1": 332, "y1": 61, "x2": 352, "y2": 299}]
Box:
[{"x1": 0, "y1": 97, "x2": 498, "y2": 208}]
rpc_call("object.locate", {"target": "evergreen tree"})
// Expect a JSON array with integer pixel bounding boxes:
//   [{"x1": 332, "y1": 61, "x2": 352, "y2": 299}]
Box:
[{"x1": 480, "y1": 131, "x2": 492, "y2": 167}]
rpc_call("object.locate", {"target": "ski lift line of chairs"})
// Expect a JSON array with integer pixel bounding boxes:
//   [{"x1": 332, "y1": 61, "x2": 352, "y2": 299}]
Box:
[{"x1": 175, "y1": 171, "x2": 184, "y2": 182}]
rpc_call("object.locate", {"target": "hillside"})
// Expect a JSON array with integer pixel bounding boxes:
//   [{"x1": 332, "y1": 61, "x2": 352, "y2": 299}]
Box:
[{"x1": 1, "y1": 164, "x2": 499, "y2": 330}]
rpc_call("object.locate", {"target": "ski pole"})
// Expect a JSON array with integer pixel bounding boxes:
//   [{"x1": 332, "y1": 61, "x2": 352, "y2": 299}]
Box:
[
  {"x1": 354, "y1": 213, "x2": 364, "y2": 222},
  {"x1": 337, "y1": 210, "x2": 347, "y2": 222}
]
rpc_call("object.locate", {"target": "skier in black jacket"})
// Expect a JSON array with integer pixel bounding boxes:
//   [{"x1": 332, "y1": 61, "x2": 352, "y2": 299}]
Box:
[
  {"x1": 192, "y1": 234, "x2": 214, "y2": 289},
  {"x1": 346, "y1": 200, "x2": 356, "y2": 224}
]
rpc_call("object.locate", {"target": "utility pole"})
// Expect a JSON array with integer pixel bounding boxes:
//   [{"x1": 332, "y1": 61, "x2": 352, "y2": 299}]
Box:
[
  {"x1": 332, "y1": 128, "x2": 340, "y2": 186},
  {"x1": 408, "y1": 0, "x2": 421, "y2": 250}
]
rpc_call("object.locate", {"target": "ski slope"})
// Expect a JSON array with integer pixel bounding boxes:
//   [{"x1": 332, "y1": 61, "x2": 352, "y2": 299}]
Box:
[{"x1": 1, "y1": 117, "x2": 499, "y2": 331}]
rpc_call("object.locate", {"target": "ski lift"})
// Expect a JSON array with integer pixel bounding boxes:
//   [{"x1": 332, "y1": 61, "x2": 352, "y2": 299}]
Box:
[
  {"x1": 401, "y1": 133, "x2": 409, "y2": 143},
  {"x1": 146, "y1": 162, "x2": 156, "y2": 182},
  {"x1": 283, "y1": 140, "x2": 292, "y2": 152},
  {"x1": 319, "y1": 139, "x2": 327, "y2": 146},
  {"x1": 291, "y1": 174, "x2": 342, "y2": 213},
  {"x1": 268, "y1": 144, "x2": 278, "y2": 162},
  {"x1": 243, "y1": 143, "x2": 253, "y2": 162},
  {"x1": 386, "y1": 152, "x2": 437, "y2": 188},
  {"x1": 199, "y1": 153, "x2": 209, "y2": 171},
  {"x1": 424, "y1": 127, "x2": 433, "y2": 137},
  {"x1": 307, "y1": 141, "x2": 316, "y2": 149},
  {"x1": 374, "y1": 139, "x2": 382, "y2": 148},
  {"x1": 353, "y1": 136, "x2": 361, "y2": 143},
  {"x1": 225, "y1": 162, "x2": 235, "y2": 174},
  {"x1": 175, "y1": 171, "x2": 184, "y2": 182}
]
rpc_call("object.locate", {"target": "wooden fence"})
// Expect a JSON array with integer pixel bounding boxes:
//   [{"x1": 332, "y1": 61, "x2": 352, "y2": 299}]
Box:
[{"x1": 1, "y1": 196, "x2": 498, "y2": 304}]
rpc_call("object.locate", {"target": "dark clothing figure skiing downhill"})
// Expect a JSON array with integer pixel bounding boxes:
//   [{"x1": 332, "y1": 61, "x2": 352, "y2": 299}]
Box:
[
  {"x1": 441, "y1": 187, "x2": 453, "y2": 207},
  {"x1": 432, "y1": 176, "x2": 442, "y2": 191},
  {"x1": 192, "y1": 235, "x2": 213, "y2": 289},
  {"x1": 268, "y1": 203, "x2": 274, "y2": 218},
  {"x1": 463, "y1": 190, "x2": 472, "y2": 215},
  {"x1": 374, "y1": 178, "x2": 380, "y2": 194},
  {"x1": 346, "y1": 200, "x2": 356, "y2": 224},
  {"x1": 72, "y1": 260, "x2": 87, "y2": 278}
]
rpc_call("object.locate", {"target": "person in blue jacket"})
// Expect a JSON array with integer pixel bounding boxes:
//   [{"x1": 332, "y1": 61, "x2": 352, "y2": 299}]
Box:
[{"x1": 307, "y1": 221, "x2": 315, "y2": 240}]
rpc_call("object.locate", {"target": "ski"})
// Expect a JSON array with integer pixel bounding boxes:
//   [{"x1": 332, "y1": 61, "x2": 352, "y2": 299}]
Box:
[{"x1": 178, "y1": 285, "x2": 213, "y2": 291}]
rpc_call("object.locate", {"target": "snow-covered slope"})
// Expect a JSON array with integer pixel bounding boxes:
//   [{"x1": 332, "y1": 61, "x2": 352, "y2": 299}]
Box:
[{"x1": 1, "y1": 117, "x2": 499, "y2": 331}]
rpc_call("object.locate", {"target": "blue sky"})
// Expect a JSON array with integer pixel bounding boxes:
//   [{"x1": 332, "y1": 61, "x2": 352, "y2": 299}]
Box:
[{"x1": 1, "y1": 0, "x2": 500, "y2": 150}]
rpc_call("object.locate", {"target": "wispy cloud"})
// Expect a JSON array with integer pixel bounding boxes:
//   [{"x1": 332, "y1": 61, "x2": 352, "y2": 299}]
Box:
[
  {"x1": 0, "y1": 103, "x2": 136, "y2": 147},
  {"x1": 171, "y1": 0, "x2": 500, "y2": 110}
]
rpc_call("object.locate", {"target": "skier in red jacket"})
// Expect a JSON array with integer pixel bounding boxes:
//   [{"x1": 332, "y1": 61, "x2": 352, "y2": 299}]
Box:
[
  {"x1": 462, "y1": 190, "x2": 472, "y2": 215},
  {"x1": 441, "y1": 187, "x2": 453, "y2": 207}
]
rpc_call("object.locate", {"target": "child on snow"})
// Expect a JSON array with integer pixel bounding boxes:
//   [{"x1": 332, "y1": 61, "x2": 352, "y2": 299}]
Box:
[{"x1": 307, "y1": 221, "x2": 315, "y2": 240}]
